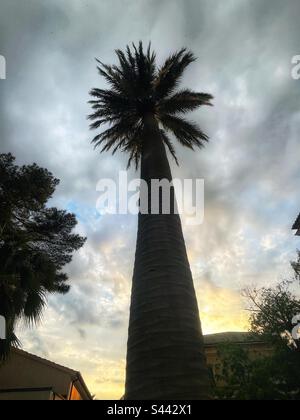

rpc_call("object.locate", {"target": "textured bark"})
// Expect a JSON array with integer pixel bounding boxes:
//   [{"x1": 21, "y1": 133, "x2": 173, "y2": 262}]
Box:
[{"x1": 125, "y1": 114, "x2": 211, "y2": 400}]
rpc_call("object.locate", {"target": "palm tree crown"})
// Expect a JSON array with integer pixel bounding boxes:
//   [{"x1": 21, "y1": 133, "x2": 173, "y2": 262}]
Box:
[{"x1": 89, "y1": 42, "x2": 213, "y2": 168}]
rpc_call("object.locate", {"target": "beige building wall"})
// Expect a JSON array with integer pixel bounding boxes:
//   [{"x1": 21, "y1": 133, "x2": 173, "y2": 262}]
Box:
[
  {"x1": 203, "y1": 333, "x2": 274, "y2": 386},
  {"x1": 0, "y1": 349, "x2": 91, "y2": 400},
  {"x1": 0, "y1": 350, "x2": 72, "y2": 398}
]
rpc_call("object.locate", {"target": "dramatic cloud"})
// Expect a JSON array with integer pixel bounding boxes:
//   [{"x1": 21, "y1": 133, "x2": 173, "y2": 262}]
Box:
[{"x1": 1, "y1": 0, "x2": 300, "y2": 399}]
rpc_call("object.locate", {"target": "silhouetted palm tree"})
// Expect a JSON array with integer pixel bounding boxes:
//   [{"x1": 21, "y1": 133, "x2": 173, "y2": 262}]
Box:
[{"x1": 89, "y1": 43, "x2": 213, "y2": 400}]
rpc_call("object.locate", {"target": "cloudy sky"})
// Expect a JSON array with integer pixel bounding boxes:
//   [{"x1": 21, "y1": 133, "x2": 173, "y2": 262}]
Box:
[{"x1": 1, "y1": 0, "x2": 300, "y2": 399}]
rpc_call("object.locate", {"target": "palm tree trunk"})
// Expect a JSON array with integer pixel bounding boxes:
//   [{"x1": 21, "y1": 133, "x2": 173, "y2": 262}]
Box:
[{"x1": 125, "y1": 114, "x2": 211, "y2": 400}]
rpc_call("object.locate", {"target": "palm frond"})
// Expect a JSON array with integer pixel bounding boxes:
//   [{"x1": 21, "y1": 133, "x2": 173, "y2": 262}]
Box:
[
  {"x1": 23, "y1": 288, "x2": 46, "y2": 325},
  {"x1": 95, "y1": 60, "x2": 125, "y2": 95},
  {"x1": 160, "y1": 114, "x2": 209, "y2": 149},
  {"x1": 91, "y1": 119, "x2": 135, "y2": 150},
  {"x1": 160, "y1": 130, "x2": 179, "y2": 166},
  {"x1": 122, "y1": 127, "x2": 143, "y2": 169},
  {"x1": 153, "y1": 49, "x2": 196, "y2": 100},
  {"x1": 133, "y1": 41, "x2": 156, "y2": 92},
  {"x1": 159, "y1": 90, "x2": 213, "y2": 115}
]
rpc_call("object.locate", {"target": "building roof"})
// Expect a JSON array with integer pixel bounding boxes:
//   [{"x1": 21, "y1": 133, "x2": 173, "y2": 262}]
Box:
[
  {"x1": 292, "y1": 213, "x2": 300, "y2": 236},
  {"x1": 204, "y1": 332, "x2": 263, "y2": 346},
  {"x1": 13, "y1": 348, "x2": 78, "y2": 376},
  {"x1": 12, "y1": 348, "x2": 93, "y2": 400}
]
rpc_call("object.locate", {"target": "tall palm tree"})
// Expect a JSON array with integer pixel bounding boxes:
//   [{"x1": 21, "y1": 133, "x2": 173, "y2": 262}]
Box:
[{"x1": 89, "y1": 43, "x2": 213, "y2": 400}]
